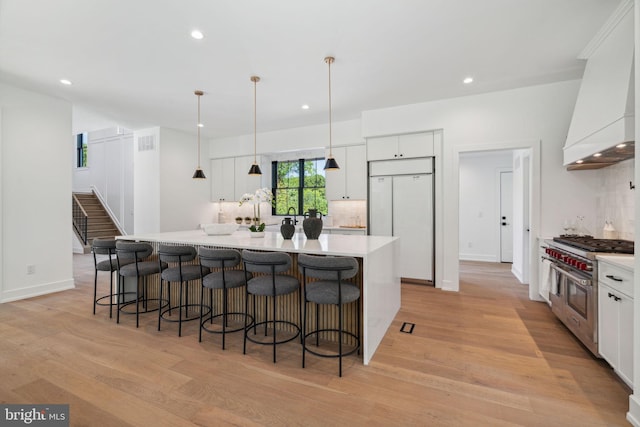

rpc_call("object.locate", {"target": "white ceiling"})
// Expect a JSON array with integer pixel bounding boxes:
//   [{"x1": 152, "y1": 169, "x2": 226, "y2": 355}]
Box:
[{"x1": 0, "y1": 0, "x2": 620, "y2": 138}]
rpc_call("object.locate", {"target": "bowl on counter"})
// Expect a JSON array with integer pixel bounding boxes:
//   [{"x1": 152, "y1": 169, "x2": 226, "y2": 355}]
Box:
[{"x1": 202, "y1": 223, "x2": 238, "y2": 235}]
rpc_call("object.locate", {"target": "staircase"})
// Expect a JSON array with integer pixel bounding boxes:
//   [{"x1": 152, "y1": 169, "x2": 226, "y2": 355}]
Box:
[{"x1": 73, "y1": 192, "x2": 121, "y2": 251}]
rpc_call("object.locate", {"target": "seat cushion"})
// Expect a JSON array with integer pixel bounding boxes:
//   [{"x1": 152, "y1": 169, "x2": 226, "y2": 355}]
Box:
[
  {"x1": 203, "y1": 270, "x2": 252, "y2": 290},
  {"x1": 161, "y1": 265, "x2": 204, "y2": 282},
  {"x1": 97, "y1": 258, "x2": 133, "y2": 272},
  {"x1": 119, "y1": 261, "x2": 168, "y2": 277},
  {"x1": 247, "y1": 274, "x2": 299, "y2": 296},
  {"x1": 306, "y1": 281, "x2": 360, "y2": 305}
]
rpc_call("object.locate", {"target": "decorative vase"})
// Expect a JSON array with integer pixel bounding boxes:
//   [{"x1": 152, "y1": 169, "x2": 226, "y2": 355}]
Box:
[
  {"x1": 250, "y1": 231, "x2": 265, "y2": 238},
  {"x1": 280, "y1": 217, "x2": 295, "y2": 240},
  {"x1": 302, "y1": 209, "x2": 323, "y2": 240}
]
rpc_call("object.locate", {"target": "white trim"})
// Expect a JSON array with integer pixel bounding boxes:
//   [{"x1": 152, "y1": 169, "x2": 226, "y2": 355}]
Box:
[
  {"x1": 459, "y1": 254, "x2": 497, "y2": 263},
  {"x1": 578, "y1": 0, "x2": 633, "y2": 59},
  {"x1": 0, "y1": 279, "x2": 75, "y2": 303}
]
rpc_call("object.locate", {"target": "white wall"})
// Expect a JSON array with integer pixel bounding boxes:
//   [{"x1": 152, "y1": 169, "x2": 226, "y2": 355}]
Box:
[
  {"x1": 159, "y1": 127, "x2": 214, "y2": 231},
  {"x1": 459, "y1": 150, "x2": 513, "y2": 262},
  {"x1": 133, "y1": 127, "x2": 161, "y2": 233},
  {"x1": 0, "y1": 82, "x2": 74, "y2": 302},
  {"x1": 361, "y1": 79, "x2": 598, "y2": 292},
  {"x1": 209, "y1": 119, "x2": 363, "y2": 158}
]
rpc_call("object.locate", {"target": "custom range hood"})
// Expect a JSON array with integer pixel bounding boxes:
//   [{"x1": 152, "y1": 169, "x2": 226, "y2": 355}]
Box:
[{"x1": 564, "y1": 0, "x2": 634, "y2": 171}]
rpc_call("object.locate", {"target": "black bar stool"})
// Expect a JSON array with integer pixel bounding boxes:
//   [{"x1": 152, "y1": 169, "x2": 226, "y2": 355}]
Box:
[
  {"x1": 157, "y1": 244, "x2": 209, "y2": 337},
  {"x1": 92, "y1": 238, "x2": 132, "y2": 318},
  {"x1": 115, "y1": 241, "x2": 167, "y2": 327},
  {"x1": 198, "y1": 248, "x2": 254, "y2": 349},
  {"x1": 298, "y1": 254, "x2": 360, "y2": 377},
  {"x1": 242, "y1": 250, "x2": 301, "y2": 363}
]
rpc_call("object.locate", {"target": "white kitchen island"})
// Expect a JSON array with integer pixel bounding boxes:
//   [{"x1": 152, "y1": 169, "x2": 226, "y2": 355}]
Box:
[{"x1": 118, "y1": 230, "x2": 400, "y2": 364}]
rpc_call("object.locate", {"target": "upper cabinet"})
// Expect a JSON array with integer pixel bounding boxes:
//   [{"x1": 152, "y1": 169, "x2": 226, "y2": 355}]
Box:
[
  {"x1": 325, "y1": 145, "x2": 367, "y2": 200},
  {"x1": 210, "y1": 155, "x2": 262, "y2": 202},
  {"x1": 211, "y1": 157, "x2": 235, "y2": 202},
  {"x1": 367, "y1": 132, "x2": 434, "y2": 161}
]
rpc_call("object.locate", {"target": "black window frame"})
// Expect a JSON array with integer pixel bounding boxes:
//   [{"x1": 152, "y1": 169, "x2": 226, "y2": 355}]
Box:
[
  {"x1": 271, "y1": 157, "x2": 327, "y2": 216},
  {"x1": 76, "y1": 133, "x2": 87, "y2": 168}
]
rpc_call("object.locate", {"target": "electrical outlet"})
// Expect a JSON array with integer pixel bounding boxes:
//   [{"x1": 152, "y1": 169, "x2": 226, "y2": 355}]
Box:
[{"x1": 27, "y1": 265, "x2": 36, "y2": 275}]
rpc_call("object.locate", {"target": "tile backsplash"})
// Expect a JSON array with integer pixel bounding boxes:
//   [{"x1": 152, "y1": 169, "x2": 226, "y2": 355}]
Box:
[
  {"x1": 594, "y1": 158, "x2": 635, "y2": 241},
  {"x1": 211, "y1": 200, "x2": 367, "y2": 228}
]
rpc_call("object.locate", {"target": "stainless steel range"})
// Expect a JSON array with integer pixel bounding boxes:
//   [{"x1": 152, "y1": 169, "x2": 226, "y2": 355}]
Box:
[{"x1": 543, "y1": 236, "x2": 634, "y2": 357}]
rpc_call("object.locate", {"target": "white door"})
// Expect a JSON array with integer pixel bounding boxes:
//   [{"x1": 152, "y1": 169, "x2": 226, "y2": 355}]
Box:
[
  {"x1": 393, "y1": 174, "x2": 432, "y2": 281},
  {"x1": 368, "y1": 176, "x2": 393, "y2": 236},
  {"x1": 500, "y1": 171, "x2": 513, "y2": 263}
]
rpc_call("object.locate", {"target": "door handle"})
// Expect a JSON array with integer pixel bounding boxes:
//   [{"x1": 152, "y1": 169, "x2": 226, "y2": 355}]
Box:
[{"x1": 501, "y1": 222, "x2": 508, "y2": 226}]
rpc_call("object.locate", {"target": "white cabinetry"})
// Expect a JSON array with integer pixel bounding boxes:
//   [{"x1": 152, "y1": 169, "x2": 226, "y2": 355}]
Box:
[
  {"x1": 598, "y1": 259, "x2": 634, "y2": 389},
  {"x1": 325, "y1": 145, "x2": 366, "y2": 200},
  {"x1": 210, "y1": 156, "x2": 262, "y2": 202},
  {"x1": 367, "y1": 132, "x2": 434, "y2": 161},
  {"x1": 211, "y1": 158, "x2": 235, "y2": 202}
]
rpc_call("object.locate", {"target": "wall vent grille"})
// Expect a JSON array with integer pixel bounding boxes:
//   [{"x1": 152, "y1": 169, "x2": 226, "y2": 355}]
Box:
[{"x1": 137, "y1": 135, "x2": 155, "y2": 152}]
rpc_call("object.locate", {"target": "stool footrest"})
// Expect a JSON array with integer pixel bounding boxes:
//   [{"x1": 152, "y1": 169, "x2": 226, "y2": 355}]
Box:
[
  {"x1": 303, "y1": 328, "x2": 360, "y2": 358},
  {"x1": 246, "y1": 320, "x2": 301, "y2": 346}
]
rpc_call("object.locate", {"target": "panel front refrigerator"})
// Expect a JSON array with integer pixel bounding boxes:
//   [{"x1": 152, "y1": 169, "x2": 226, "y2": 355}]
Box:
[{"x1": 369, "y1": 158, "x2": 433, "y2": 282}]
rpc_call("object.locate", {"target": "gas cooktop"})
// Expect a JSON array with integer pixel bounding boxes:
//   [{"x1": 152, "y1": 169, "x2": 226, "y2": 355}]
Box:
[{"x1": 553, "y1": 235, "x2": 634, "y2": 254}]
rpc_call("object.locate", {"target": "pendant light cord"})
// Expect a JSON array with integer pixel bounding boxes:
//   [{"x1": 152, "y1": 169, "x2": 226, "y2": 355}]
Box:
[
  {"x1": 327, "y1": 57, "x2": 333, "y2": 157},
  {"x1": 254, "y1": 78, "x2": 257, "y2": 163},
  {"x1": 197, "y1": 93, "x2": 201, "y2": 168}
]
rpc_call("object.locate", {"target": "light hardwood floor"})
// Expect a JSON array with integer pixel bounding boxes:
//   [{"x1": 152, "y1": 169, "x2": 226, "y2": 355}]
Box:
[{"x1": 0, "y1": 256, "x2": 632, "y2": 426}]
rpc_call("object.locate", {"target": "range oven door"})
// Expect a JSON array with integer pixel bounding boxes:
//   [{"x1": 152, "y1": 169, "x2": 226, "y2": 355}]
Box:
[{"x1": 564, "y1": 269, "x2": 594, "y2": 334}]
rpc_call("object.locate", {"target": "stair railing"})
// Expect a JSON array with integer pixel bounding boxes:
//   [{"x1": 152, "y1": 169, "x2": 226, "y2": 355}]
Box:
[{"x1": 72, "y1": 194, "x2": 89, "y2": 245}]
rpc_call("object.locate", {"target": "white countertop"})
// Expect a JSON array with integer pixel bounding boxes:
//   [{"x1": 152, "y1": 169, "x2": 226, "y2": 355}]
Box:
[
  {"x1": 119, "y1": 229, "x2": 394, "y2": 257},
  {"x1": 596, "y1": 254, "x2": 635, "y2": 271}
]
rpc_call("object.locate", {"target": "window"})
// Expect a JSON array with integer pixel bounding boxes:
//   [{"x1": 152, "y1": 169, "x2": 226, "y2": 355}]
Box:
[
  {"x1": 272, "y1": 158, "x2": 327, "y2": 216},
  {"x1": 76, "y1": 133, "x2": 88, "y2": 168}
]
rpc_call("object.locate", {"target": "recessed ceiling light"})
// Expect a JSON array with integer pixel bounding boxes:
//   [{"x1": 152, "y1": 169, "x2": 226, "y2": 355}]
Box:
[
  {"x1": 191, "y1": 30, "x2": 204, "y2": 40},
  {"x1": 576, "y1": 160, "x2": 584, "y2": 164},
  {"x1": 60, "y1": 79, "x2": 72, "y2": 85},
  {"x1": 197, "y1": 123, "x2": 204, "y2": 128},
  {"x1": 593, "y1": 153, "x2": 602, "y2": 157},
  {"x1": 301, "y1": 104, "x2": 310, "y2": 110},
  {"x1": 463, "y1": 77, "x2": 473, "y2": 84},
  {"x1": 616, "y1": 143, "x2": 627, "y2": 148}
]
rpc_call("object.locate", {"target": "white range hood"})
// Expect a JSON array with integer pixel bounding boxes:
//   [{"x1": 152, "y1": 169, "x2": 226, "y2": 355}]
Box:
[{"x1": 563, "y1": 1, "x2": 634, "y2": 170}]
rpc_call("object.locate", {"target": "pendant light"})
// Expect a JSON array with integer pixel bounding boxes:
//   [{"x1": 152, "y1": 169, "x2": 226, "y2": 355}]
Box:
[
  {"x1": 192, "y1": 90, "x2": 206, "y2": 179},
  {"x1": 323, "y1": 56, "x2": 339, "y2": 170},
  {"x1": 248, "y1": 76, "x2": 262, "y2": 175}
]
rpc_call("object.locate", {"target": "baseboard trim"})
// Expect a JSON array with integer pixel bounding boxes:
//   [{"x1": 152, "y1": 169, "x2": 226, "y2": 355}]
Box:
[
  {"x1": 628, "y1": 394, "x2": 640, "y2": 426},
  {"x1": 459, "y1": 253, "x2": 498, "y2": 262},
  {"x1": 1, "y1": 279, "x2": 75, "y2": 303}
]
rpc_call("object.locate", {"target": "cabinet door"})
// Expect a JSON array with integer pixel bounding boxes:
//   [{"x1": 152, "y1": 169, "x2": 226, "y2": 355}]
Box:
[
  {"x1": 324, "y1": 147, "x2": 346, "y2": 200},
  {"x1": 398, "y1": 132, "x2": 434, "y2": 158},
  {"x1": 345, "y1": 145, "x2": 367, "y2": 199},
  {"x1": 234, "y1": 155, "x2": 262, "y2": 200},
  {"x1": 211, "y1": 158, "x2": 235, "y2": 201},
  {"x1": 598, "y1": 283, "x2": 619, "y2": 368},
  {"x1": 618, "y1": 294, "x2": 634, "y2": 387},
  {"x1": 367, "y1": 136, "x2": 398, "y2": 161}
]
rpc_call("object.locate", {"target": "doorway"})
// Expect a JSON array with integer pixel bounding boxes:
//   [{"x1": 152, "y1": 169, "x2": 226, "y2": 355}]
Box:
[{"x1": 458, "y1": 146, "x2": 535, "y2": 290}]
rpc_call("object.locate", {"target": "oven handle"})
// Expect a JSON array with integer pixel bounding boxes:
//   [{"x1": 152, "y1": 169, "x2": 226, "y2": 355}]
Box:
[{"x1": 550, "y1": 263, "x2": 591, "y2": 287}]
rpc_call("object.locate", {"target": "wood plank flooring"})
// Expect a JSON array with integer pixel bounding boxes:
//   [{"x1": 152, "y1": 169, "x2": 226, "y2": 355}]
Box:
[{"x1": 0, "y1": 256, "x2": 632, "y2": 426}]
